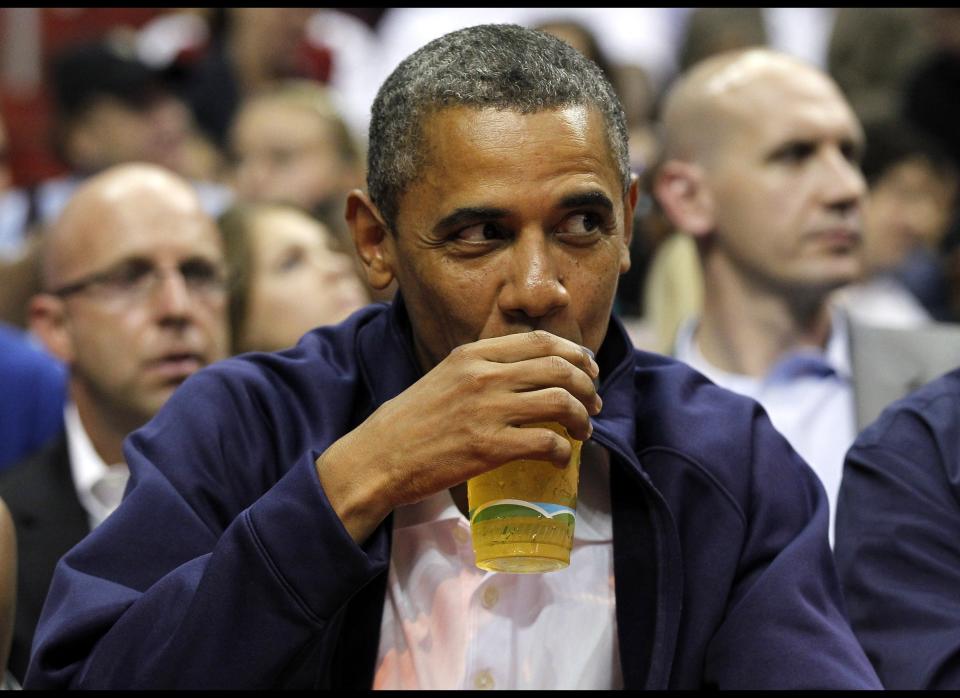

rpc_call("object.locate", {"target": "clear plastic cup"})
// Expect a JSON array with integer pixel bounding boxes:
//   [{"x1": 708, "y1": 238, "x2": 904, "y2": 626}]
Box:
[
  {"x1": 467, "y1": 346, "x2": 595, "y2": 573},
  {"x1": 468, "y1": 422, "x2": 582, "y2": 573}
]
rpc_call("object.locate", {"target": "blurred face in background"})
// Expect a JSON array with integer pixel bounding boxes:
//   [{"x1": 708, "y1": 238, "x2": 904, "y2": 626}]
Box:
[
  {"x1": 697, "y1": 63, "x2": 866, "y2": 297},
  {"x1": 230, "y1": 99, "x2": 359, "y2": 212},
  {"x1": 66, "y1": 93, "x2": 195, "y2": 176},
  {"x1": 861, "y1": 157, "x2": 958, "y2": 273},
  {"x1": 228, "y1": 8, "x2": 315, "y2": 78},
  {"x1": 237, "y1": 206, "x2": 369, "y2": 352},
  {"x1": 31, "y1": 166, "x2": 230, "y2": 433}
]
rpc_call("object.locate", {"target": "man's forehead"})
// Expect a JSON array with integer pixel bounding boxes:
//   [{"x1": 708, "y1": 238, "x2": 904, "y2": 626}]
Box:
[
  {"x1": 424, "y1": 103, "x2": 595, "y2": 137},
  {"x1": 418, "y1": 104, "x2": 614, "y2": 174},
  {"x1": 57, "y1": 195, "x2": 219, "y2": 266},
  {"x1": 712, "y1": 66, "x2": 860, "y2": 143}
]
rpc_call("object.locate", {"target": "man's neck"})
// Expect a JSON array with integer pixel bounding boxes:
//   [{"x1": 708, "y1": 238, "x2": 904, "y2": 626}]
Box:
[
  {"x1": 71, "y1": 385, "x2": 139, "y2": 466},
  {"x1": 696, "y1": 262, "x2": 835, "y2": 378}
]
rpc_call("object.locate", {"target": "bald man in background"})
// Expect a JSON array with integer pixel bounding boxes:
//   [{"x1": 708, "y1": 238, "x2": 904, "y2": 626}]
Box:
[
  {"x1": 653, "y1": 48, "x2": 960, "y2": 545},
  {"x1": 0, "y1": 163, "x2": 230, "y2": 683}
]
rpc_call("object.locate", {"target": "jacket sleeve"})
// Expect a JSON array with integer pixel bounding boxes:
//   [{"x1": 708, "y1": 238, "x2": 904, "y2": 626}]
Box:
[
  {"x1": 700, "y1": 405, "x2": 883, "y2": 689},
  {"x1": 835, "y1": 407, "x2": 960, "y2": 689},
  {"x1": 24, "y1": 366, "x2": 390, "y2": 689}
]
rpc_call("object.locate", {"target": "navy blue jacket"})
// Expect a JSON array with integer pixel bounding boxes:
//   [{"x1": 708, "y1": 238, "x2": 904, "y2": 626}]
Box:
[
  {"x1": 836, "y1": 367, "x2": 960, "y2": 689},
  {"x1": 26, "y1": 298, "x2": 880, "y2": 689}
]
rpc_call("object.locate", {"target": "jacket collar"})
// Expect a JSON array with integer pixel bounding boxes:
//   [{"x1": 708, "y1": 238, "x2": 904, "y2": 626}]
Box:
[{"x1": 355, "y1": 293, "x2": 424, "y2": 408}]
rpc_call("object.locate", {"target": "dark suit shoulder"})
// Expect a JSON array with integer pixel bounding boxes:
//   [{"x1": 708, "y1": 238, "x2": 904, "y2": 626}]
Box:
[{"x1": 0, "y1": 434, "x2": 79, "y2": 525}]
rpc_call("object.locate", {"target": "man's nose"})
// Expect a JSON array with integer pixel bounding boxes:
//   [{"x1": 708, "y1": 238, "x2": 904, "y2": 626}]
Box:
[
  {"x1": 152, "y1": 270, "x2": 193, "y2": 321},
  {"x1": 824, "y1": 148, "x2": 867, "y2": 213},
  {"x1": 497, "y1": 232, "x2": 570, "y2": 320}
]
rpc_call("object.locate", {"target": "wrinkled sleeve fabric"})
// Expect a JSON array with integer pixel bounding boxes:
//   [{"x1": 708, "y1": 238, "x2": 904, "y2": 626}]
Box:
[
  {"x1": 700, "y1": 399, "x2": 881, "y2": 689},
  {"x1": 835, "y1": 394, "x2": 960, "y2": 689},
  {"x1": 25, "y1": 363, "x2": 389, "y2": 689}
]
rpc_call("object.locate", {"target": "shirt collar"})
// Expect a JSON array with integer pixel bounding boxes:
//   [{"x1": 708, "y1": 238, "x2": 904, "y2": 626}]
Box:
[
  {"x1": 674, "y1": 307, "x2": 852, "y2": 387},
  {"x1": 65, "y1": 402, "x2": 128, "y2": 527}
]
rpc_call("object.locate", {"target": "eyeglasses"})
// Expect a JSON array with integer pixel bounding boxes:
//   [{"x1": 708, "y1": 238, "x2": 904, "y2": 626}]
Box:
[{"x1": 48, "y1": 257, "x2": 227, "y2": 305}]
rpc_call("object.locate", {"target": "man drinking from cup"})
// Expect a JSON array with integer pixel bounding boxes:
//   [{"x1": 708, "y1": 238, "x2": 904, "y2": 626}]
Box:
[{"x1": 27, "y1": 24, "x2": 879, "y2": 690}]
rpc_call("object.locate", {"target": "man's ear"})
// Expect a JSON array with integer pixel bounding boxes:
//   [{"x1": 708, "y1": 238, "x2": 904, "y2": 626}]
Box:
[
  {"x1": 619, "y1": 173, "x2": 641, "y2": 274},
  {"x1": 653, "y1": 159, "x2": 715, "y2": 238},
  {"x1": 28, "y1": 293, "x2": 74, "y2": 365},
  {"x1": 345, "y1": 190, "x2": 396, "y2": 290}
]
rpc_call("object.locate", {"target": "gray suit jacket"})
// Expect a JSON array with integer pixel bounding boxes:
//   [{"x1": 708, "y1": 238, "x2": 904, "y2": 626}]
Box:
[{"x1": 849, "y1": 317, "x2": 960, "y2": 430}]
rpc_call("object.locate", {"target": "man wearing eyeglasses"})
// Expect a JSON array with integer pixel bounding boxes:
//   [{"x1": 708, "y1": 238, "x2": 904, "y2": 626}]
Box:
[{"x1": 0, "y1": 162, "x2": 230, "y2": 684}]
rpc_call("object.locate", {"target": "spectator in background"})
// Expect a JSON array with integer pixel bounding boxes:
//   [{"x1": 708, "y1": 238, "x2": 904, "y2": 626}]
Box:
[
  {"x1": 835, "y1": 366, "x2": 960, "y2": 689},
  {"x1": 653, "y1": 48, "x2": 960, "y2": 544},
  {"x1": 227, "y1": 81, "x2": 382, "y2": 302},
  {"x1": 0, "y1": 112, "x2": 34, "y2": 263},
  {"x1": 834, "y1": 120, "x2": 958, "y2": 328},
  {"x1": 171, "y1": 8, "x2": 319, "y2": 151},
  {"x1": 140, "y1": 9, "x2": 381, "y2": 151},
  {"x1": 218, "y1": 203, "x2": 369, "y2": 354},
  {"x1": 35, "y1": 34, "x2": 232, "y2": 227},
  {"x1": 904, "y1": 9, "x2": 960, "y2": 176},
  {"x1": 228, "y1": 80, "x2": 363, "y2": 236},
  {"x1": 0, "y1": 163, "x2": 230, "y2": 684},
  {"x1": 0, "y1": 322, "x2": 66, "y2": 473}
]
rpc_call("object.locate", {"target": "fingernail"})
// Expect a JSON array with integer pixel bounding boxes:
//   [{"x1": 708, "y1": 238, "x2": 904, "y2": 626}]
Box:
[{"x1": 583, "y1": 347, "x2": 600, "y2": 382}]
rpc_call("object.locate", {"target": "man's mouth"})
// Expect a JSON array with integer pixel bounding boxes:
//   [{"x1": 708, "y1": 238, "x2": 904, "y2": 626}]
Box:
[{"x1": 145, "y1": 353, "x2": 205, "y2": 382}]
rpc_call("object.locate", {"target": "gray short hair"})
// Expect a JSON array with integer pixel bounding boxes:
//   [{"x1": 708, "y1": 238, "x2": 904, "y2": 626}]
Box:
[{"x1": 367, "y1": 23, "x2": 630, "y2": 231}]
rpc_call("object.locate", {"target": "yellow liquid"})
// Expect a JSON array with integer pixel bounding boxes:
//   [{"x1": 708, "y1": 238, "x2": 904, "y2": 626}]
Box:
[
  {"x1": 472, "y1": 516, "x2": 574, "y2": 573},
  {"x1": 468, "y1": 423, "x2": 582, "y2": 573}
]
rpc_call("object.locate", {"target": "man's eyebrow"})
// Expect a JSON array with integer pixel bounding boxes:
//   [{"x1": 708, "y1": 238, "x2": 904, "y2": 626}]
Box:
[
  {"x1": 434, "y1": 206, "x2": 510, "y2": 232},
  {"x1": 558, "y1": 191, "x2": 615, "y2": 212}
]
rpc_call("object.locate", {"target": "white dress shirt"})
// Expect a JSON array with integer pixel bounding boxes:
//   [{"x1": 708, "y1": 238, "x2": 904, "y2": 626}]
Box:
[
  {"x1": 64, "y1": 403, "x2": 129, "y2": 530},
  {"x1": 674, "y1": 311, "x2": 855, "y2": 545},
  {"x1": 374, "y1": 442, "x2": 622, "y2": 690}
]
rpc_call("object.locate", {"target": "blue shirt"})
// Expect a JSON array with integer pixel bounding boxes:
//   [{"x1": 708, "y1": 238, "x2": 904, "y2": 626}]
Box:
[
  {"x1": 674, "y1": 311, "x2": 855, "y2": 544},
  {"x1": 0, "y1": 323, "x2": 67, "y2": 471}
]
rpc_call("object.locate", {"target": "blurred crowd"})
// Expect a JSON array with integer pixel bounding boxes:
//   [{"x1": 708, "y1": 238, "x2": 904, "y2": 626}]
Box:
[
  {"x1": 1, "y1": 7, "x2": 960, "y2": 689},
  {"x1": 1, "y1": 8, "x2": 959, "y2": 343}
]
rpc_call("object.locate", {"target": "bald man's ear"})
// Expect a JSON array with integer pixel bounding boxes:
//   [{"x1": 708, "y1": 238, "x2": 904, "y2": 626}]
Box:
[
  {"x1": 28, "y1": 293, "x2": 75, "y2": 365},
  {"x1": 345, "y1": 190, "x2": 396, "y2": 290},
  {"x1": 653, "y1": 160, "x2": 715, "y2": 238}
]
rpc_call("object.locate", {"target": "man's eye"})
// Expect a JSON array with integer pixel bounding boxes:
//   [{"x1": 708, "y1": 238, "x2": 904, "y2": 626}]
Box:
[
  {"x1": 268, "y1": 149, "x2": 297, "y2": 167},
  {"x1": 558, "y1": 212, "x2": 604, "y2": 236},
  {"x1": 107, "y1": 261, "x2": 153, "y2": 288},
  {"x1": 276, "y1": 248, "x2": 305, "y2": 273},
  {"x1": 774, "y1": 142, "x2": 815, "y2": 163},
  {"x1": 181, "y1": 260, "x2": 223, "y2": 286},
  {"x1": 455, "y1": 222, "x2": 507, "y2": 243},
  {"x1": 840, "y1": 141, "x2": 862, "y2": 164}
]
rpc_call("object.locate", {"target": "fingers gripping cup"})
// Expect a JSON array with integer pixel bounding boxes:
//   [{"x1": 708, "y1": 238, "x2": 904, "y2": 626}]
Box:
[{"x1": 467, "y1": 347, "x2": 595, "y2": 574}]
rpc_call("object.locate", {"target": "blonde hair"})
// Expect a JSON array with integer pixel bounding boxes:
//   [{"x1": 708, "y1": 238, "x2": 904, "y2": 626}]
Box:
[{"x1": 243, "y1": 79, "x2": 363, "y2": 167}]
